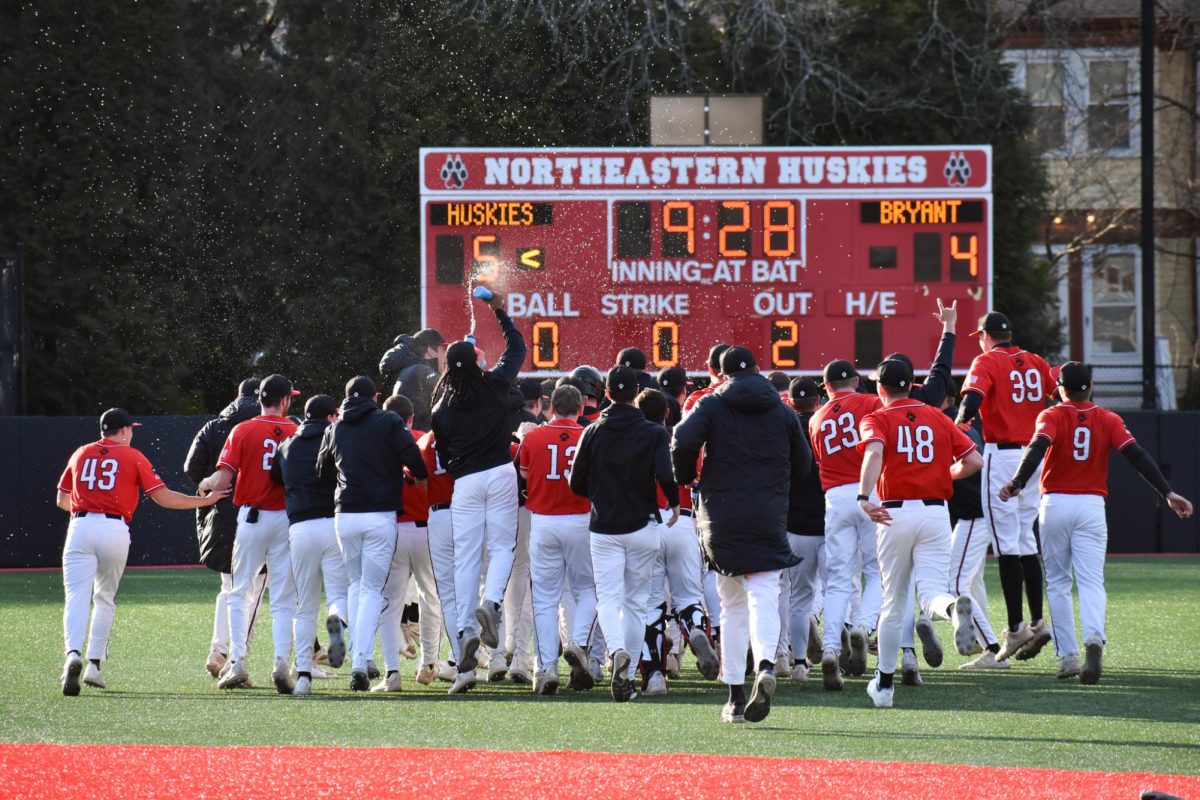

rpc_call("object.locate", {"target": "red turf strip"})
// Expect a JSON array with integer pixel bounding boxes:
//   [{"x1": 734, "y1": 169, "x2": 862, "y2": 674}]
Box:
[{"x1": 2, "y1": 744, "x2": 1197, "y2": 799}]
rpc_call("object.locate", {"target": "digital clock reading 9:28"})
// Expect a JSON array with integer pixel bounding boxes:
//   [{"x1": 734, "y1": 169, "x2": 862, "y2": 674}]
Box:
[{"x1": 614, "y1": 200, "x2": 799, "y2": 259}]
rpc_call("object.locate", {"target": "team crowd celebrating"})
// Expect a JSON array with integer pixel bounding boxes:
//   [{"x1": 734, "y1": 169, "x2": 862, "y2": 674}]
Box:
[{"x1": 56, "y1": 293, "x2": 1192, "y2": 721}]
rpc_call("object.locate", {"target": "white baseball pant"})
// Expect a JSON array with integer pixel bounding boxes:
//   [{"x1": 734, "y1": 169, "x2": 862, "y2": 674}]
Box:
[
  {"x1": 875, "y1": 502, "x2": 958, "y2": 676},
  {"x1": 590, "y1": 523, "x2": 660, "y2": 677},
  {"x1": 289, "y1": 516, "x2": 341, "y2": 672},
  {"x1": 450, "y1": 463, "x2": 518, "y2": 638},
  {"x1": 717, "y1": 570, "x2": 782, "y2": 684},
  {"x1": 647, "y1": 511, "x2": 705, "y2": 614},
  {"x1": 62, "y1": 514, "x2": 130, "y2": 660},
  {"x1": 379, "y1": 521, "x2": 441, "y2": 671},
  {"x1": 1040, "y1": 493, "x2": 1108, "y2": 657},
  {"x1": 228, "y1": 507, "x2": 295, "y2": 664},
  {"x1": 426, "y1": 505, "x2": 458, "y2": 662},
  {"x1": 776, "y1": 568, "x2": 791, "y2": 660},
  {"x1": 821, "y1": 483, "x2": 882, "y2": 653},
  {"x1": 784, "y1": 533, "x2": 823, "y2": 661},
  {"x1": 899, "y1": 515, "x2": 996, "y2": 650},
  {"x1": 503, "y1": 506, "x2": 535, "y2": 673},
  {"x1": 529, "y1": 512, "x2": 596, "y2": 671},
  {"x1": 982, "y1": 445, "x2": 1042, "y2": 556},
  {"x1": 336, "y1": 510, "x2": 397, "y2": 672},
  {"x1": 211, "y1": 570, "x2": 266, "y2": 656}
]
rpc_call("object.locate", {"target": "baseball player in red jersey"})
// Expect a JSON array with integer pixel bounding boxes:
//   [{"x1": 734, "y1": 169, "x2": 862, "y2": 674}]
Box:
[
  {"x1": 680, "y1": 343, "x2": 730, "y2": 416},
  {"x1": 809, "y1": 359, "x2": 883, "y2": 689},
  {"x1": 857, "y1": 360, "x2": 982, "y2": 708},
  {"x1": 956, "y1": 312, "x2": 1055, "y2": 661},
  {"x1": 371, "y1": 394, "x2": 452, "y2": 691},
  {"x1": 58, "y1": 408, "x2": 229, "y2": 696},
  {"x1": 416, "y1": 429, "x2": 465, "y2": 691},
  {"x1": 517, "y1": 385, "x2": 598, "y2": 695},
  {"x1": 200, "y1": 374, "x2": 301, "y2": 692},
  {"x1": 999, "y1": 363, "x2": 1193, "y2": 684}
]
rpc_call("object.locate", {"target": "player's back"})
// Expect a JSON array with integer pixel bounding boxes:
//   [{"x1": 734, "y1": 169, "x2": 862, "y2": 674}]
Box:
[
  {"x1": 520, "y1": 421, "x2": 590, "y2": 515},
  {"x1": 964, "y1": 346, "x2": 1053, "y2": 443},
  {"x1": 416, "y1": 431, "x2": 455, "y2": 507},
  {"x1": 1036, "y1": 402, "x2": 1134, "y2": 496},
  {"x1": 220, "y1": 415, "x2": 297, "y2": 510},
  {"x1": 808, "y1": 391, "x2": 882, "y2": 490},
  {"x1": 860, "y1": 400, "x2": 976, "y2": 501},
  {"x1": 61, "y1": 440, "x2": 164, "y2": 522}
]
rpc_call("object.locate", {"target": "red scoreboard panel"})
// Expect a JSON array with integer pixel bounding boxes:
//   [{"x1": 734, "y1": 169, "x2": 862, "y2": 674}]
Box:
[{"x1": 420, "y1": 146, "x2": 991, "y2": 375}]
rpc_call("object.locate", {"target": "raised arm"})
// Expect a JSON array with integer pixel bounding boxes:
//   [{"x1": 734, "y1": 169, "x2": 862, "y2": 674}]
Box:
[{"x1": 487, "y1": 300, "x2": 526, "y2": 384}]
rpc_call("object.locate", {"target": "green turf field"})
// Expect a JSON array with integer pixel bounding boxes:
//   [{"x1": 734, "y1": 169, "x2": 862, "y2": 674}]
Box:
[{"x1": 3, "y1": 557, "x2": 1197, "y2": 775}]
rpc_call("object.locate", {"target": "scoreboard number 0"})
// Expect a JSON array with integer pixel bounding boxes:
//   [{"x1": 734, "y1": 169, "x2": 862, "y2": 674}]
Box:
[
  {"x1": 532, "y1": 321, "x2": 560, "y2": 369},
  {"x1": 652, "y1": 320, "x2": 680, "y2": 368}
]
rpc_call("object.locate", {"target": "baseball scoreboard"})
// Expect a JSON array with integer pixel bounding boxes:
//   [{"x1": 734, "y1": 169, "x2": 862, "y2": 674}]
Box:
[{"x1": 420, "y1": 146, "x2": 992, "y2": 374}]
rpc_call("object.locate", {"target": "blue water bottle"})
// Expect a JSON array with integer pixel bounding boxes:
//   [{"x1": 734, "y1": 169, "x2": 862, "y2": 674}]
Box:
[{"x1": 472, "y1": 285, "x2": 494, "y2": 301}]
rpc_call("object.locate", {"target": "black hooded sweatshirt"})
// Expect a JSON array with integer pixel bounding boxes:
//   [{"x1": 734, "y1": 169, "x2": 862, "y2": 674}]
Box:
[
  {"x1": 787, "y1": 410, "x2": 826, "y2": 535},
  {"x1": 672, "y1": 371, "x2": 809, "y2": 576},
  {"x1": 184, "y1": 395, "x2": 259, "y2": 572},
  {"x1": 271, "y1": 418, "x2": 337, "y2": 524},
  {"x1": 431, "y1": 307, "x2": 525, "y2": 478},
  {"x1": 379, "y1": 335, "x2": 438, "y2": 430},
  {"x1": 568, "y1": 403, "x2": 678, "y2": 534},
  {"x1": 318, "y1": 396, "x2": 426, "y2": 514}
]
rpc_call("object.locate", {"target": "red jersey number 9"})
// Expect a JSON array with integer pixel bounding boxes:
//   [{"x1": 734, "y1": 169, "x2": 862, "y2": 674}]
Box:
[
  {"x1": 1008, "y1": 369, "x2": 1044, "y2": 404},
  {"x1": 1072, "y1": 427, "x2": 1091, "y2": 461}
]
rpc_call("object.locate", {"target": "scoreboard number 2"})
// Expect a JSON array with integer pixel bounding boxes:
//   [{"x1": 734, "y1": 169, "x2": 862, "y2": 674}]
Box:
[{"x1": 771, "y1": 320, "x2": 800, "y2": 367}]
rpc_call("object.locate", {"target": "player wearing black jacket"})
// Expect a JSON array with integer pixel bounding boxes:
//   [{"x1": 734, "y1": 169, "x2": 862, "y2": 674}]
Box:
[
  {"x1": 318, "y1": 375, "x2": 426, "y2": 691},
  {"x1": 430, "y1": 294, "x2": 527, "y2": 692},
  {"x1": 569, "y1": 366, "x2": 678, "y2": 702},
  {"x1": 272, "y1": 395, "x2": 348, "y2": 692}
]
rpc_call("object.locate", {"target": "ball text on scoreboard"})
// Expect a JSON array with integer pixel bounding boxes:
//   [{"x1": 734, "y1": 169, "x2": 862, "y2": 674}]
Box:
[{"x1": 420, "y1": 147, "x2": 991, "y2": 374}]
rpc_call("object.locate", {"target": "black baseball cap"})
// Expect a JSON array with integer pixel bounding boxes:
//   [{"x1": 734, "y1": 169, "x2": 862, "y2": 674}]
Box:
[
  {"x1": 445, "y1": 340, "x2": 477, "y2": 370},
  {"x1": 305, "y1": 394, "x2": 338, "y2": 419},
  {"x1": 344, "y1": 375, "x2": 378, "y2": 400},
  {"x1": 720, "y1": 346, "x2": 756, "y2": 375},
  {"x1": 238, "y1": 377, "x2": 260, "y2": 397},
  {"x1": 518, "y1": 377, "x2": 543, "y2": 403},
  {"x1": 260, "y1": 374, "x2": 300, "y2": 404},
  {"x1": 607, "y1": 366, "x2": 639, "y2": 401},
  {"x1": 658, "y1": 366, "x2": 690, "y2": 392},
  {"x1": 789, "y1": 377, "x2": 822, "y2": 403},
  {"x1": 823, "y1": 359, "x2": 859, "y2": 385},
  {"x1": 876, "y1": 359, "x2": 914, "y2": 390},
  {"x1": 100, "y1": 408, "x2": 142, "y2": 434},
  {"x1": 617, "y1": 347, "x2": 647, "y2": 371},
  {"x1": 971, "y1": 311, "x2": 1012, "y2": 337},
  {"x1": 1056, "y1": 361, "x2": 1092, "y2": 393},
  {"x1": 708, "y1": 343, "x2": 731, "y2": 372},
  {"x1": 883, "y1": 353, "x2": 914, "y2": 371}
]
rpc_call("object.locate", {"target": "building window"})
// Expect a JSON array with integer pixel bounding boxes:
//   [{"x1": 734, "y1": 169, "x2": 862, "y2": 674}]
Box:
[
  {"x1": 1005, "y1": 49, "x2": 1138, "y2": 154},
  {"x1": 1085, "y1": 248, "x2": 1140, "y2": 360}
]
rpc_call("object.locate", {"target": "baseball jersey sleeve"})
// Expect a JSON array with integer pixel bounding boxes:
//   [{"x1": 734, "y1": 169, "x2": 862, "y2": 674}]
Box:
[
  {"x1": 1106, "y1": 410, "x2": 1136, "y2": 451},
  {"x1": 134, "y1": 451, "x2": 166, "y2": 494},
  {"x1": 858, "y1": 411, "x2": 886, "y2": 449},
  {"x1": 948, "y1": 418, "x2": 978, "y2": 460},
  {"x1": 57, "y1": 450, "x2": 78, "y2": 494},
  {"x1": 217, "y1": 425, "x2": 243, "y2": 474},
  {"x1": 1032, "y1": 407, "x2": 1059, "y2": 444},
  {"x1": 962, "y1": 355, "x2": 993, "y2": 396}
]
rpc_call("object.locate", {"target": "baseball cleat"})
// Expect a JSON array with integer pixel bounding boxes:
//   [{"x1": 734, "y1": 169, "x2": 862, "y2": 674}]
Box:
[
  {"x1": 609, "y1": 650, "x2": 637, "y2": 702},
  {"x1": 437, "y1": 662, "x2": 456, "y2": 682},
  {"x1": 790, "y1": 662, "x2": 810, "y2": 683},
  {"x1": 271, "y1": 657, "x2": 294, "y2": 695},
  {"x1": 915, "y1": 615, "x2": 943, "y2": 668},
  {"x1": 292, "y1": 675, "x2": 312, "y2": 696},
  {"x1": 588, "y1": 657, "x2": 605, "y2": 684},
  {"x1": 325, "y1": 614, "x2": 346, "y2": 668},
  {"x1": 349, "y1": 670, "x2": 370, "y2": 692},
  {"x1": 1016, "y1": 619, "x2": 1052, "y2": 661},
  {"x1": 534, "y1": 669, "x2": 559, "y2": 696},
  {"x1": 205, "y1": 649, "x2": 227, "y2": 678},
  {"x1": 743, "y1": 669, "x2": 776, "y2": 723},
  {"x1": 416, "y1": 664, "x2": 438, "y2": 685},
  {"x1": 370, "y1": 671, "x2": 403, "y2": 693},
  {"x1": 664, "y1": 651, "x2": 681, "y2": 680},
  {"x1": 997, "y1": 622, "x2": 1034, "y2": 662},
  {"x1": 806, "y1": 616, "x2": 822, "y2": 666},
  {"x1": 366, "y1": 660, "x2": 380, "y2": 680},
  {"x1": 952, "y1": 596, "x2": 976, "y2": 656},
  {"x1": 901, "y1": 649, "x2": 922, "y2": 686},
  {"x1": 1081, "y1": 637, "x2": 1104, "y2": 685},
  {"x1": 475, "y1": 603, "x2": 502, "y2": 649},
  {"x1": 309, "y1": 665, "x2": 337, "y2": 680},
  {"x1": 721, "y1": 700, "x2": 746, "y2": 723},
  {"x1": 866, "y1": 672, "x2": 894, "y2": 708},
  {"x1": 510, "y1": 669, "x2": 532, "y2": 686},
  {"x1": 217, "y1": 660, "x2": 249, "y2": 689},
  {"x1": 487, "y1": 651, "x2": 508, "y2": 683},
  {"x1": 848, "y1": 624, "x2": 869, "y2": 676},
  {"x1": 960, "y1": 650, "x2": 1010, "y2": 670},
  {"x1": 643, "y1": 671, "x2": 668, "y2": 697},
  {"x1": 839, "y1": 627, "x2": 851, "y2": 673},
  {"x1": 821, "y1": 649, "x2": 843, "y2": 691},
  {"x1": 448, "y1": 669, "x2": 477, "y2": 695},
  {"x1": 61, "y1": 653, "x2": 83, "y2": 697},
  {"x1": 1057, "y1": 653, "x2": 1082, "y2": 679},
  {"x1": 688, "y1": 628, "x2": 720, "y2": 681},
  {"x1": 774, "y1": 653, "x2": 792, "y2": 677},
  {"x1": 564, "y1": 643, "x2": 594, "y2": 691},
  {"x1": 458, "y1": 633, "x2": 481, "y2": 674},
  {"x1": 83, "y1": 662, "x2": 106, "y2": 690}
]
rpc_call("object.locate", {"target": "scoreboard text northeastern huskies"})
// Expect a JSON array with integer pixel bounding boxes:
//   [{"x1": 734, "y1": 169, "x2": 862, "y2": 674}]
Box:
[{"x1": 419, "y1": 146, "x2": 992, "y2": 375}]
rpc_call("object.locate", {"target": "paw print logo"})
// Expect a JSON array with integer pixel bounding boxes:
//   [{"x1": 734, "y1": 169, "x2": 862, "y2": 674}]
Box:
[
  {"x1": 99, "y1": 447, "x2": 109, "y2": 455},
  {"x1": 273, "y1": 427, "x2": 283, "y2": 437},
  {"x1": 905, "y1": 411, "x2": 917, "y2": 422},
  {"x1": 943, "y1": 151, "x2": 971, "y2": 187},
  {"x1": 440, "y1": 154, "x2": 468, "y2": 189},
  {"x1": 1077, "y1": 414, "x2": 1088, "y2": 424}
]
